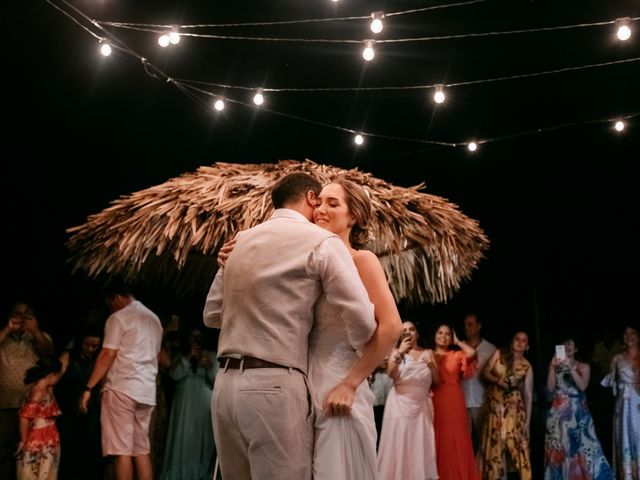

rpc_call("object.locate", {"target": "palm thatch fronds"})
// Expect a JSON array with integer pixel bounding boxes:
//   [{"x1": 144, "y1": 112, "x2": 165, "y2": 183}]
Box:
[{"x1": 66, "y1": 159, "x2": 489, "y2": 304}]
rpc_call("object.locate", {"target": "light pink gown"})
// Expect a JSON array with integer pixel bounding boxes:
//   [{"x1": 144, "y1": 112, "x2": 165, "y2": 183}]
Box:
[{"x1": 377, "y1": 351, "x2": 438, "y2": 480}]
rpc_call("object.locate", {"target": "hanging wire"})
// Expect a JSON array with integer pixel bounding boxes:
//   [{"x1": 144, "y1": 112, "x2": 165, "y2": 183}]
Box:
[
  {"x1": 97, "y1": 17, "x2": 640, "y2": 44},
  {"x1": 99, "y1": 0, "x2": 487, "y2": 30}
]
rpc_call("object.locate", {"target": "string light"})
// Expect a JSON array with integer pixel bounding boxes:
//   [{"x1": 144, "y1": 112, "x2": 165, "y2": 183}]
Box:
[
  {"x1": 253, "y1": 89, "x2": 264, "y2": 106},
  {"x1": 370, "y1": 12, "x2": 384, "y2": 34},
  {"x1": 99, "y1": 41, "x2": 112, "y2": 56},
  {"x1": 48, "y1": 2, "x2": 640, "y2": 150},
  {"x1": 158, "y1": 34, "x2": 170, "y2": 47},
  {"x1": 433, "y1": 85, "x2": 446, "y2": 104},
  {"x1": 616, "y1": 18, "x2": 632, "y2": 41},
  {"x1": 362, "y1": 40, "x2": 375, "y2": 61},
  {"x1": 213, "y1": 98, "x2": 225, "y2": 111},
  {"x1": 168, "y1": 29, "x2": 180, "y2": 45}
]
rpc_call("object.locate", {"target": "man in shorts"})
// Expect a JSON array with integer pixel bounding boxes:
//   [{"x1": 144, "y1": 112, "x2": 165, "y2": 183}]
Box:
[{"x1": 80, "y1": 280, "x2": 163, "y2": 480}]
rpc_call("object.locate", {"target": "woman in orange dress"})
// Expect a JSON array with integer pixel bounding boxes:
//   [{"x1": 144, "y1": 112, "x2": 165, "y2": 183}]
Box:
[{"x1": 432, "y1": 323, "x2": 479, "y2": 480}]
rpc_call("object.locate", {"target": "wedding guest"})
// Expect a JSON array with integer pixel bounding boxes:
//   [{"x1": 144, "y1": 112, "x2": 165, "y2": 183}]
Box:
[
  {"x1": 368, "y1": 356, "x2": 393, "y2": 449},
  {"x1": 544, "y1": 336, "x2": 613, "y2": 479},
  {"x1": 601, "y1": 324, "x2": 640, "y2": 480},
  {"x1": 432, "y1": 323, "x2": 479, "y2": 480},
  {"x1": 161, "y1": 328, "x2": 218, "y2": 480},
  {"x1": 16, "y1": 356, "x2": 62, "y2": 480},
  {"x1": 0, "y1": 303, "x2": 54, "y2": 479},
  {"x1": 378, "y1": 320, "x2": 439, "y2": 480},
  {"x1": 461, "y1": 313, "x2": 496, "y2": 452},
  {"x1": 56, "y1": 327, "x2": 104, "y2": 479},
  {"x1": 479, "y1": 331, "x2": 533, "y2": 480}
]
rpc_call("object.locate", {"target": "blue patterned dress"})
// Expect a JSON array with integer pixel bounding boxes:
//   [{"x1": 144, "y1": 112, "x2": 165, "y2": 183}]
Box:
[
  {"x1": 544, "y1": 363, "x2": 613, "y2": 480},
  {"x1": 602, "y1": 354, "x2": 640, "y2": 480}
]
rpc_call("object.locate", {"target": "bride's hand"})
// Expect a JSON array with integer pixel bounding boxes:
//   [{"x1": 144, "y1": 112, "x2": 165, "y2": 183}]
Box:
[
  {"x1": 217, "y1": 238, "x2": 237, "y2": 268},
  {"x1": 322, "y1": 381, "x2": 355, "y2": 417}
]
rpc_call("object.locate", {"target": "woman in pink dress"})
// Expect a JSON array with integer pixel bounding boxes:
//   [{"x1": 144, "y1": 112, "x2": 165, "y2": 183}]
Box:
[
  {"x1": 432, "y1": 323, "x2": 479, "y2": 480},
  {"x1": 378, "y1": 320, "x2": 439, "y2": 480}
]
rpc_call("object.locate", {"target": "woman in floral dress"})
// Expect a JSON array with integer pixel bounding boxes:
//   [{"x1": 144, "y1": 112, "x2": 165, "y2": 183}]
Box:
[
  {"x1": 478, "y1": 332, "x2": 533, "y2": 480},
  {"x1": 544, "y1": 336, "x2": 613, "y2": 480}
]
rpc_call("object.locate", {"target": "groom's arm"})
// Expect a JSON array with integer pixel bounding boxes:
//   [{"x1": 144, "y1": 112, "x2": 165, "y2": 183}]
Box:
[
  {"x1": 313, "y1": 237, "x2": 376, "y2": 351},
  {"x1": 203, "y1": 268, "x2": 224, "y2": 328}
]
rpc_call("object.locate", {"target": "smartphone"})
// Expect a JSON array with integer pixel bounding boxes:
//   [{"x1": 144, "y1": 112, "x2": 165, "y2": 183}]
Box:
[
  {"x1": 555, "y1": 344, "x2": 566, "y2": 360},
  {"x1": 401, "y1": 332, "x2": 411, "y2": 340}
]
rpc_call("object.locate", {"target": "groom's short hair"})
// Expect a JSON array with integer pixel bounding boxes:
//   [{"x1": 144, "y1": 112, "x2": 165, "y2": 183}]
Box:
[{"x1": 271, "y1": 172, "x2": 322, "y2": 209}]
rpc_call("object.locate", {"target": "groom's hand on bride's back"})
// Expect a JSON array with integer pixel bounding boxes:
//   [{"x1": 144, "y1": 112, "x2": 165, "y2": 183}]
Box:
[{"x1": 322, "y1": 381, "x2": 356, "y2": 417}]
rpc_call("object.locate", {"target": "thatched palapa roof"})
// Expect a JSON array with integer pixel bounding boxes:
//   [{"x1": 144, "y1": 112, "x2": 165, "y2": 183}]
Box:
[{"x1": 66, "y1": 160, "x2": 489, "y2": 304}]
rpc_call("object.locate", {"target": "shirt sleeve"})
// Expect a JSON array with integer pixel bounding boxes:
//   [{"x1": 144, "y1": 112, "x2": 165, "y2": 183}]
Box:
[
  {"x1": 102, "y1": 314, "x2": 124, "y2": 350},
  {"x1": 203, "y1": 269, "x2": 224, "y2": 328},
  {"x1": 309, "y1": 236, "x2": 376, "y2": 351}
]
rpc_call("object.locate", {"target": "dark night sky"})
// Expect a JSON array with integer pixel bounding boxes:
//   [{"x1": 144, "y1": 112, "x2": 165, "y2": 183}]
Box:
[{"x1": 5, "y1": 0, "x2": 640, "y2": 351}]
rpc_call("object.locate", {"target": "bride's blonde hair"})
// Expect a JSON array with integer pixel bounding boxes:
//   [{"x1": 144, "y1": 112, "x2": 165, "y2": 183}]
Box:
[{"x1": 331, "y1": 178, "x2": 372, "y2": 250}]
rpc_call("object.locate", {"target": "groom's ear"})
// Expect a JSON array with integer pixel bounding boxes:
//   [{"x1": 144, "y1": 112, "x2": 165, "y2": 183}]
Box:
[{"x1": 305, "y1": 190, "x2": 318, "y2": 207}]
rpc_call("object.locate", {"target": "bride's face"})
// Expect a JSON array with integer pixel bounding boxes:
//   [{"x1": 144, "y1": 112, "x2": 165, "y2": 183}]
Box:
[{"x1": 313, "y1": 183, "x2": 353, "y2": 235}]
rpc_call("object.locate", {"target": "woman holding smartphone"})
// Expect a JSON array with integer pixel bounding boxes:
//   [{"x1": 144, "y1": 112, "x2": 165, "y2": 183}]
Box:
[
  {"x1": 544, "y1": 336, "x2": 613, "y2": 480},
  {"x1": 378, "y1": 320, "x2": 439, "y2": 480}
]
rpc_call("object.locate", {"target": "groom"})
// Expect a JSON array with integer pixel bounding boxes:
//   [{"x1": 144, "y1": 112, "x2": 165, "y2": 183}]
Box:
[{"x1": 203, "y1": 172, "x2": 376, "y2": 480}]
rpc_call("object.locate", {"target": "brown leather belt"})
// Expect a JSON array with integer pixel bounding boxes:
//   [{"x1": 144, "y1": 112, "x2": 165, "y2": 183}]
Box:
[{"x1": 219, "y1": 356, "x2": 289, "y2": 370}]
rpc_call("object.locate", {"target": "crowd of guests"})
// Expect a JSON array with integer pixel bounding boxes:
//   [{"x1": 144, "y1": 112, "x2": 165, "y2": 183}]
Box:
[
  {"x1": 0, "y1": 298, "x2": 219, "y2": 480},
  {"x1": 370, "y1": 316, "x2": 640, "y2": 480},
  {"x1": 2, "y1": 296, "x2": 638, "y2": 480}
]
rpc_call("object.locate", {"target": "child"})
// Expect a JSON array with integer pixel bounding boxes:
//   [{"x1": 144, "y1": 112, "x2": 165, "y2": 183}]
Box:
[{"x1": 16, "y1": 356, "x2": 62, "y2": 480}]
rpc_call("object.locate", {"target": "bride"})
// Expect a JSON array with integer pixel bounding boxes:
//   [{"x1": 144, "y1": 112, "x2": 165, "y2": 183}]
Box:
[{"x1": 309, "y1": 178, "x2": 402, "y2": 479}]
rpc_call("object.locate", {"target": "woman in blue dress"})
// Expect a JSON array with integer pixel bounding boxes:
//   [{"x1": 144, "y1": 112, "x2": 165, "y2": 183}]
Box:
[
  {"x1": 544, "y1": 336, "x2": 613, "y2": 480},
  {"x1": 161, "y1": 328, "x2": 218, "y2": 480}
]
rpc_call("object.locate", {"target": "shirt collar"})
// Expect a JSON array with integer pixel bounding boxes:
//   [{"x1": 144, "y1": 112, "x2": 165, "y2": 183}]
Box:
[{"x1": 271, "y1": 208, "x2": 311, "y2": 223}]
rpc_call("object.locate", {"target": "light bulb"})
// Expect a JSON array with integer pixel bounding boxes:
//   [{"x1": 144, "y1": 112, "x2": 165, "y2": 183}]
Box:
[
  {"x1": 616, "y1": 18, "x2": 632, "y2": 41},
  {"x1": 100, "y1": 43, "x2": 112, "y2": 56},
  {"x1": 467, "y1": 142, "x2": 478, "y2": 152},
  {"x1": 253, "y1": 91, "x2": 264, "y2": 106},
  {"x1": 617, "y1": 25, "x2": 631, "y2": 41},
  {"x1": 354, "y1": 134, "x2": 364, "y2": 145},
  {"x1": 214, "y1": 99, "x2": 225, "y2": 111},
  {"x1": 168, "y1": 31, "x2": 180, "y2": 45},
  {"x1": 370, "y1": 12, "x2": 384, "y2": 34},
  {"x1": 362, "y1": 40, "x2": 375, "y2": 61},
  {"x1": 433, "y1": 85, "x2": 445, "y2": 104},
  {"x1": 158, "y1": 34, "x2": 170, "y2": 47},
  {"x1": 614, "y1": 120, "x2": 625, "y2": 132}
]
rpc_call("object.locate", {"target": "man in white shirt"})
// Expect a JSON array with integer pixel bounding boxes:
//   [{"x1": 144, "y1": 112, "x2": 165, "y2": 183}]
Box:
[
  {"x1": 80, "y1": 281, "x2": 163, "y2": 480},
  {"x1": 461, "y1": 312, "x2": 496, "y2": 452}
]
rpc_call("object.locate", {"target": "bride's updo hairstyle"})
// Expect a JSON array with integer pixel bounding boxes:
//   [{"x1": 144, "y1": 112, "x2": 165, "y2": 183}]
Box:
[{"x1": 332, "y1": 178, "x2": 372, "y2": 250}]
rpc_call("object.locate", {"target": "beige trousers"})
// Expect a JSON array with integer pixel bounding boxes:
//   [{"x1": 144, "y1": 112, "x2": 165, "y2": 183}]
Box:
[{"x1": 212, "y1": 367, "x2": 314, "y2": 480}]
